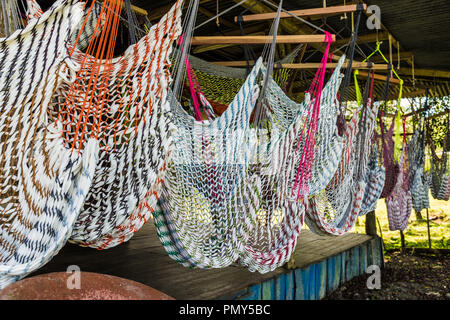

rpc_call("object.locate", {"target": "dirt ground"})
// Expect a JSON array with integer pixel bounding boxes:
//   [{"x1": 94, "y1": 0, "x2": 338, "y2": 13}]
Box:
[{"x1": 324, "y1": 250, "x2": 450, "y2": 300}]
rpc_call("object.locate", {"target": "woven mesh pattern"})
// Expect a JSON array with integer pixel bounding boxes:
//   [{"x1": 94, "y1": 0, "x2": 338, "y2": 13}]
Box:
[
  {"x1": 380, "y1": 118, "x2": 400, "y2": 198},
  {"x1": 187, "y1": 46, "x2": 302, "y2": 106},
  {"x1": 157, "y1": 59, "x2": 263, "y2": 268},
  {"x1": 237, "y1": 56, "x2": 345, "y2": 273},
  {"x1": 45, "y1": 1, "x2": 183, "y2": 249},
  {"x1": 0, "y1": 0, "x2": 99, "y2": 289},
  {"x1": 408, "y1": 127, "x2": 430, "y2": 212},
  {"x1": 360, "y1": 146, "x2": 386, "y2": 215},
  {"x1": 386, "y1": 145, "x2": 412, "y2": 231},
  {"x1": 429, "y1": 131, "x2": 450, "y2": 200},
  {"x1": 305, "y1": 95, "x2": 380, "y2": 236}
]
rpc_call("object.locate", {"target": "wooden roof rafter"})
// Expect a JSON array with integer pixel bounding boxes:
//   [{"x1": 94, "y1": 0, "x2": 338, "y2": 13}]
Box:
[{"x1": 234, "y1": 4, "x2": 368, "y2": 22}]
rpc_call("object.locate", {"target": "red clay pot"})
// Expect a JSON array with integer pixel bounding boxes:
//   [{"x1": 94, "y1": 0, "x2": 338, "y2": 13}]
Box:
[{"x1": 0, "y1": 272, "x2": 174, "y2": 300}]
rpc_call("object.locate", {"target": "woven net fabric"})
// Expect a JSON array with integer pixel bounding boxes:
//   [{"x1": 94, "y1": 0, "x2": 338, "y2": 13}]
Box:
[
  {"x1": 360, "y1": 145, "x2": 386, "y2": 216},
  {"x1": 408, "y1": 127, "x2": 430, "y2": 212},
  {"x1": 305, "y1": 94, "x2": 380, "y2": 236},
  {"x1": 156, "y1": 60, "x2": 263, "y2": 269},
  {"x1": 0, "y1": 0, "x2": 26, "y2": 37},
  {"x1": 187, "y1": 46, "x2": 302, "y2": 108},
  {"x1": 237, "y1": 56, "x2": 345, "y2": 273},
  {"x1": 45, "y1": 1, "x2": 183, "y2": 249},
  {"x1": 428, "y1": 129, "x2": 450, "y2": 201},
  {"x1": 380, "y1": 116, "x2": 400, "y2": 198},
  {"x1": 26, "y1": 0, "x2": 44, "y2": 19},
  {"x1": 386, "y1": 143, "x2": 412, "y2": 231},
  {"x1": 0, "y1": 0, "x2": 99, "y2": 289}
]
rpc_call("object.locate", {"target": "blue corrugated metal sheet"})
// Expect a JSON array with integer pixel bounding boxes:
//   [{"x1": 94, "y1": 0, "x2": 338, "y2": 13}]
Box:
[{"x1": 226, "y1": 236, "x2": 384, "y2": 300}]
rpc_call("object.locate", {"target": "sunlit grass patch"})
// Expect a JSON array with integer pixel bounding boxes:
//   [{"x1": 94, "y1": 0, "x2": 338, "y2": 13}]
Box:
[{"x1": 353, "y1": 192, "x2": 450, "y2": 250}]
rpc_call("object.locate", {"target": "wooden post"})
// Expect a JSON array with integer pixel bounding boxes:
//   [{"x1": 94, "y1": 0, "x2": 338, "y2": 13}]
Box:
[
  {"x1": 389, "y1": 34, "x2": 393, "y2": 79},
  {"x1": 365, "y1": 211, "x2": 377, "y2": 236},
  {"x1": 426, "y1": 208, "x2": 432, "y2": 249},
  {"x1": 414, "y1": 209, "x2": 424, "y2": 221},
  {"x1": 400, "y1": 230, "x2": 405, "y2": 251}
]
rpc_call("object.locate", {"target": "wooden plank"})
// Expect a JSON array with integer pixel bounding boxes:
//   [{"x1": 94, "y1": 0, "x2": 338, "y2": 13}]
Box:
[
  {"x1": 236, "y1": 4, "x2": 367, "y2": 22},
  {"x1": 27, "y1": 219, "x2": 380, "y2": 300},
  {"x1": 294, "y1": 268, "x2": 305, "y2": 300},
  {"x1": 211, "y1": 61, "x2": 388, "y2": 70},
  {"x1": 315, "y1": 261, "x2": 327, "y2": 300},
  {"x1": 334, "y1": 32, "x2": 389, "y2": 46},
  {"x1": 285, "y1": 272, "x2": 295, "y2": 300},
  {"x1": 191, "y1": 34, "x2": 335, "y2": 45},
  {"x1": 400, "y1": 67, "x2": 450, "y2": 79},
  {"x1": 357, "y1": 71, "x2": 402, "y2": 84},
  {"x1": 231, "y1": 0, "x2": 346, "y2": 62}
]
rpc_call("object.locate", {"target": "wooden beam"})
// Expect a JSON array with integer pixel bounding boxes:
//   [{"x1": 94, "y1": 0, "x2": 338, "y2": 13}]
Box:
[
  {"x1": 231, "y1": 0, "x2": 346, "y2": 62},
  {"x1": 128, "y1": 4, "x2": 148, "y2": 16},
  {"x1": 193, "y1": 32, "x2": 266, "y2": 54},
  {"x1": 370, "y1": 51, "x2": 413, "y2": 63},
  {"x1": 211, "y1": 61, "x2": 388, "y2": 70},
  {"x1": 191, "y1": 35, "x2": 335, "y2": 45},
  {"x1": 356, "y1": 0, "x2": 412, "y2": 68},
  {"x1": 334, "y1": 32, "x2": 389, "y2": 47},
  {"x1": 357, "y1": 71, "x2": 401, "y2": 84},
  {"x1": 235, "y1": 4, "x2": 367, "y2": 22},
  {"x1": 399, "y1": 67, "x2": 450, "y2": 79}
]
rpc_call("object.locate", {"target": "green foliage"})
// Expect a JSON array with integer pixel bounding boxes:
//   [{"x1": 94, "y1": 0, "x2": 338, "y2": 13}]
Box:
[{"x1": 353, "y1": 193, "x2": 450, "y2": 251}]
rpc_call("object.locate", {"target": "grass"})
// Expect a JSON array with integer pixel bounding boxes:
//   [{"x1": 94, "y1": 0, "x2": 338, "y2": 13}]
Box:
[{"x1": 353, "y1": 192, "x2": 450, "y2": 250}]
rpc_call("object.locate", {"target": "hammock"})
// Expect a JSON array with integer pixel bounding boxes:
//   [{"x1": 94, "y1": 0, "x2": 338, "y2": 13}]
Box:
[
  {"x1": 186, "y1": 44, "x2": 304, "y2": 113},
  {"x1": 0, "y1": 0, "x2": 99, "y2": 289},
  {"x1": 157, "y1": 60, "x2": 263, "y2": 269},
  {"x1": 305, "y1": 81, "x2": 380, "y2": 236},
  {"x1": 428, "y1": 116, "x2": 450, "y2": 201},
  {"x1": 360, "y1": 145, "x2": 386, "y2": 215},
  {"x1": 386, "y1": 134, "x2": 412, "y2": 231},
  {"x1": 43, "y1": 0, "x2": 183, "y2": 249},
  {"x1": 408, "y1": 124, "x2": 430, "y2": 212},
  {"x1": 379, "y1": 112, "x2": 400, "y2": 198},
  {"x1": 0, "y1": 0, "x2": 26, "y2": 37},
  {"x1": 238, "y1": 55, "x2": 345, "y2": 273}
]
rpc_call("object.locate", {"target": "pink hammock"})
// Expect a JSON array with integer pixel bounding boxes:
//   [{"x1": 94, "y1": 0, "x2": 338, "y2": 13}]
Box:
[{"x1": 386, "y1": 118, "x2": 412, "y2": 231}]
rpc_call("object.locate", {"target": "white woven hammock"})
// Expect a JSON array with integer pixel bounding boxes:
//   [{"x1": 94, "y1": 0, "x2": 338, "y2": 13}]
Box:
[
  {"x1": 238, "y1": 56, "x2": 345, "y2": 273},
  {"x1": 0, "y1": 0, "x2": 99, "y2": 289},
  {"x1": 157, "y1": 59, "x2": 263, "y2": 269},
  {"x1": 305, "y1": 94, "x2": 380, "y2": 236},
  {"x1": 408, "y1": 126, "x2": 430, "y2": 212},
  {"x1": 360, "y1": 145, "x2": 386, "y2": 216},
  {"x1": 44, "y1": 0, "x2": 183, "y2": 249},
  {"x1": 154, "y1": 55, "x2": 346, "y2": 272},
  {"x1": 386, "y1": 145, "x2": 412, "y2": 231}
]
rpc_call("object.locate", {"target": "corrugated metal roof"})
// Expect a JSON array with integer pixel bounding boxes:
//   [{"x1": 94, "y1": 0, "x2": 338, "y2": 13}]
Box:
[{"x1": 132, "y1": 0, "x2": 450, "y2": 97}]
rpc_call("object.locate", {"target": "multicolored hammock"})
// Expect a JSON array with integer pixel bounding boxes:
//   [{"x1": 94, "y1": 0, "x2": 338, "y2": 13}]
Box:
[
  {"x1": 47, "y1": 0, "x2": 184, "y2": 249},
  {"x1": 157, "y1": 60, "x2": 263, "y2": 268},
  {"x1": 379, "y1": 112, "x2": 400, "y2": 198},
  {"x1": 428, "y1": 115, "x2": 450, "y2": 201},
  {"x1": 238, "y1": 55, "x2": 345, "y2": 273},
  {"x1": 360, "y1": 145, "x2": 386, "y2": 216},
  {"x1": 0, "y1": 0, "x2": 99, "y2": 289},
  {"x1": 408, "y1": 122, "x2": 430, "y2": 212},
  {"x1": 305, "y1": 78, "x2": 380, "y2": 236},
  {"x1": 386, "y1": 118, "x2": 412, "y2": 231},
  {"x1": 186, "y1": 44, "x2": 304, "y2": 115}
]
